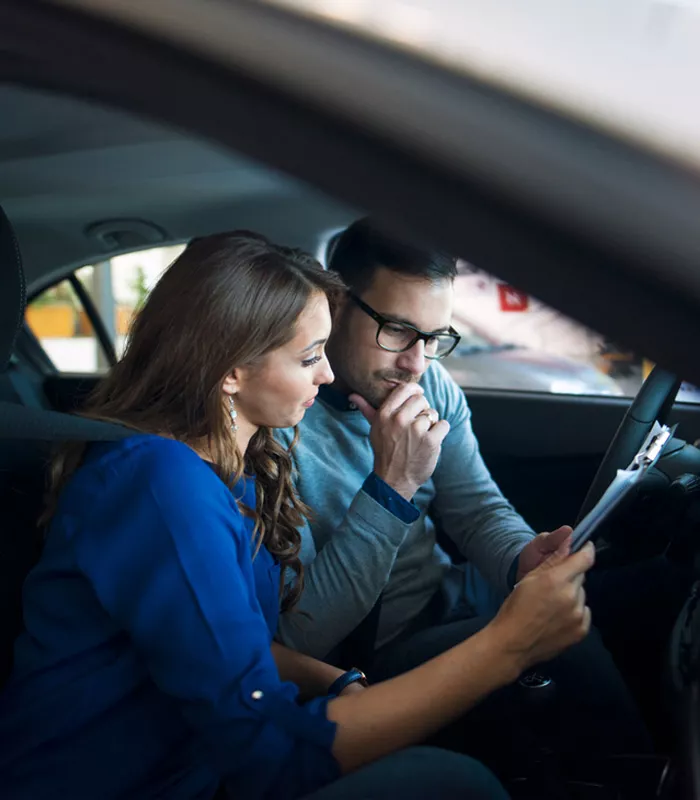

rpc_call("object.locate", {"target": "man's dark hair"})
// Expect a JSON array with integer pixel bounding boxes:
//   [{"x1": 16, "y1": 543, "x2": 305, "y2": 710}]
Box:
[{"x1": 328, "y1": 218, "x2": 457, "y2": 295}]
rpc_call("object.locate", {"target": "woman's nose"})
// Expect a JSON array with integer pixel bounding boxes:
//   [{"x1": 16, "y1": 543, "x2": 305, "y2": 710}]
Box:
[{"x1": 316, "y1": 356, "x2": 334, "y2": 386}]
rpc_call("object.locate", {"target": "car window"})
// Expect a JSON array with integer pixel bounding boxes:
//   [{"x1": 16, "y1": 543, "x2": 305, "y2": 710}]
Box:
[
  {"x1": 443, "y1": 261, "x2": 700, "y2": 402},
  {"x1": 25, "y1": 279, "x2": 102, "y2": 374},
  {"x1": 28, "y1": 240, "x2": 700, "y2": 403},
  {"x1": 25, "y1": 244, "x2": 186, "y2": 373}
]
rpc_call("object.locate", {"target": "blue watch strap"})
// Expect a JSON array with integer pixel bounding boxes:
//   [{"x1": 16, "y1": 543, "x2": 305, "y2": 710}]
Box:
[{"x1": 328, "y1": 668, "x2": 367, "y2": 697}]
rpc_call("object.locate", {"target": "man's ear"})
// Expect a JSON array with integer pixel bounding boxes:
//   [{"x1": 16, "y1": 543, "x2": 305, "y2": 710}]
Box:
[
  {"x1": 335, "y1": 292, "x2": 350, "y2": 313},
  {"x1": 331, "y1": 293, "x2": 351, "y2": 328}
]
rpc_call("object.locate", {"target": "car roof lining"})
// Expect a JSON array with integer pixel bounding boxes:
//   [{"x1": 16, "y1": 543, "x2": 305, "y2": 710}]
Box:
[{"x1": 0, "y1": 84, "x2": 355, "y2": 290}]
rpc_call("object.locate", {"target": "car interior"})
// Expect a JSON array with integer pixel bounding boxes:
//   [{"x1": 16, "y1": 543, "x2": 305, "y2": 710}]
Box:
[{"x1": 2, "y1": 1, "x2": 700, "y2": 798}]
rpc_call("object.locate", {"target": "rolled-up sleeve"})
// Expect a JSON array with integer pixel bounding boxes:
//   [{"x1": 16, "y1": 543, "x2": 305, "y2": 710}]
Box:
[
  {"x1": 71, "y1": 440, "x2": 339, "y2": 799},
  {"x1": 361, "y1": 472, "x2": 421, "y2": 524}
]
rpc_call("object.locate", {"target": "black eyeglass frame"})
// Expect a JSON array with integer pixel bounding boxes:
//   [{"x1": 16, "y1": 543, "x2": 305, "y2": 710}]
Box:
[{"x1": 350, "y1": 294, "x2": 461, "y2": 359}]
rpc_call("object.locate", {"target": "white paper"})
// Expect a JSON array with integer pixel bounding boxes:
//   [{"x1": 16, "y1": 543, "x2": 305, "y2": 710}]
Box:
[{"x1": 571, "y1": 421, "x2": 674, "y2": 551}]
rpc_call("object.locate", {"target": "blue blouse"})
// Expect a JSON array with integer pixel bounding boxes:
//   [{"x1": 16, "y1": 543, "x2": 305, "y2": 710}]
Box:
[{"x1": 0, "y1": 435, "x2": 339, "y2": 799}]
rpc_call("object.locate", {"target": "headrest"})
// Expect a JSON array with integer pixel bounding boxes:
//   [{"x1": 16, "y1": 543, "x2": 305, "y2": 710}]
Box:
[{"x1": 0, "y1": 206, "x2": 26, "y2": 372}]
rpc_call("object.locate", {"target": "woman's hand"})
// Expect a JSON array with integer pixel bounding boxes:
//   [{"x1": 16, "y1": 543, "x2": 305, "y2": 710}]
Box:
[
  {"x1": 326, "y1": 545, "x2": 594, "y2": 774},
  {"x1": 271, "y1": 642, "x2": 346, "y2": 700},
  {"x1": 339, "y1": 681, "x2": 368, "y2": 697},
  {"x1": 489, "y1": 541, "x2": 595, "y2": 674}
]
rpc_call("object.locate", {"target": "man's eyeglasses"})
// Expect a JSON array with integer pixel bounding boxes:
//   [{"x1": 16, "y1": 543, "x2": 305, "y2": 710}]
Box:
[{"x1": 350, "y1": 294, "x2": 461, "y2": 360}]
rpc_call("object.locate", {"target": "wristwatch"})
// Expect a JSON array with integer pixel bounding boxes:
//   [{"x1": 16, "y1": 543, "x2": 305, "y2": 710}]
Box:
[{"x1": 328, "y1": 667, "x2": 369, "y2": 697}]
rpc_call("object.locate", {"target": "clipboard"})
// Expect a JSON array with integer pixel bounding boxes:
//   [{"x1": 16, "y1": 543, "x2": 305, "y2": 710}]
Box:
[{"x1": 571, "y1": 421, "x2": 676, "y2": 552}]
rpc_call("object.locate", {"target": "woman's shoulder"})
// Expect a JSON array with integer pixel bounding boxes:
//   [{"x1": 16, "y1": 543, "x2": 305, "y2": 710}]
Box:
[
  {"x1": 86, "y1": 432, "x2": 198, "y2": 466},
  {"x1": 78, "y1": 434, "x2": 226, "y2": 500},
  {"x1": 58, "y1": 435, "x2": 249, "y2": 545}
]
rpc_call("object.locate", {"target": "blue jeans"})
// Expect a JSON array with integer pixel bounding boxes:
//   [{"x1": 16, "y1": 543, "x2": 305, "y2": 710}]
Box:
[{"x1": 303, "y1": 747, "x2": 508, "y2": 800}]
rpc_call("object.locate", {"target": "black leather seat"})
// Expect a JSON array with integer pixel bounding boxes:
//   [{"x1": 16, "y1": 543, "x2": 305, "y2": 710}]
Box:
[
  {"x1": 0, "y1": 204, "x2": 48, "y2": 683},
  {"x1": 0, "y1": 204, "x2": 129, "y2": 686},
  {"x1": 0, "y1": 205, "x2": 28, "y2": 406}
]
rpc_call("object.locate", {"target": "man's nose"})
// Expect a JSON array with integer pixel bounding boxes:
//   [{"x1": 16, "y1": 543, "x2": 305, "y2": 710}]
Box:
[{"x1": 396, "y1": 340, "x2": 427, "y2": 377}]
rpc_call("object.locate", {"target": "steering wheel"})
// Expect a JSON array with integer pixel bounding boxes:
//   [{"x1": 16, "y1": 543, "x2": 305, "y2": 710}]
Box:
[{"x1": 576, "y1": 366, "x2": 682, "y2": 524}]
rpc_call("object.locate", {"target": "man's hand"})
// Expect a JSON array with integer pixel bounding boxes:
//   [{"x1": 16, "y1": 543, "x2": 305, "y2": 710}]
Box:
[
  {"x1": 350, "y1": 383, "x2": 450, "y2": 501},
  {"x1": 516, "y1": 525, "x2": 573, "y2": 582}
]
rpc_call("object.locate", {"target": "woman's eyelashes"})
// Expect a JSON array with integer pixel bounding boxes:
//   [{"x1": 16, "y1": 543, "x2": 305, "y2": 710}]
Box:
[{"x1": 301, "y1": 354, "x2": 323, "y2": 368}]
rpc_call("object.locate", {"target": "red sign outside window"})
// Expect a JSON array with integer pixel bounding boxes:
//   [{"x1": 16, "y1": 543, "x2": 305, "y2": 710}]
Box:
[{"x1": 497, "y1": 284, "x2": 529, "y2": 312}]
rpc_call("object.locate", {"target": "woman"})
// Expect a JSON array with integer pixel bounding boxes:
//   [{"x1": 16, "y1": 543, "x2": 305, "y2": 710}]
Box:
[{"x1": 0, "y1": 232, "x2": 593, "y2": 799}]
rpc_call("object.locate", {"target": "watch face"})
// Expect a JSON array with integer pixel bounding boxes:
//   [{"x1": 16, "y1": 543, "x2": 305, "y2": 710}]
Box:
[
  {"x1": 518, "y1": 671, "x2": 552, "y2": 689},
  {"x1": 347, "y1": 668, "x2": 368, "y2": 687}
]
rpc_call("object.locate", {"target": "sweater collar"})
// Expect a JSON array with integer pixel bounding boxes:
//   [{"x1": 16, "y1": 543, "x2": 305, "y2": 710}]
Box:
[{"x1": 318, "y1": 384, "x2": 359, "y2": 412}]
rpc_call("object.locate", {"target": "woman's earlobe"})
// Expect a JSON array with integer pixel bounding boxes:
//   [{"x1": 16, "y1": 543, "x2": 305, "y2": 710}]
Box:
[{"x1": 222, "y1": 373, "x2": 239, "y2": 396}]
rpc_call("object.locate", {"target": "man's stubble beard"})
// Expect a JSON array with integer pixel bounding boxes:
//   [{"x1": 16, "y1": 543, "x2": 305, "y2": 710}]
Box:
[
  {"x1": 335, "y1": 331, "x2": 420, "y2": 409},
  {"x1": 348, "y1": 364, "x2": 420, "y2": 410}
]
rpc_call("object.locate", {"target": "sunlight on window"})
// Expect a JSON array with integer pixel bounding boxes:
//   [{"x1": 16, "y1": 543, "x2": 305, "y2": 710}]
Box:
[{"x1": 26, "y1": 244, "x2": 186, "y2": 372}]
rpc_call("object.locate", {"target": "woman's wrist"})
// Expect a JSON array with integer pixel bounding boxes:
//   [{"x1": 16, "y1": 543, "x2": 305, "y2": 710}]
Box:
[
  {"x1": 328, "y1": 667, "x2": 369, "y2": 697},
  {"x1": 475, "y1": 621, "x2": 527, "y2": 686},
  {"x1": 338, "y1": 680, "x2": 367, "y2": 696},
  {"x1": 271, "y1": 642, "x2": 347, "y2": 699}
]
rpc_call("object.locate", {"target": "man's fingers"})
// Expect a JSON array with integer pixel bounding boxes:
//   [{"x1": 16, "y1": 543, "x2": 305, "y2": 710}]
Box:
[
  {"x1": 427, "y1": 419, "x2": 450, "y2": 445},
  {"x1": 350, "y1": 383, "x2": 426, "y2": 425},
  {"x1": 553, "y1": 536, "x2": 572, "y2": 559},
  {"x1": 542, "y1": 525, "x2": 573, "y2": 552},
  {"x1": 535, "y1": 529, "x2": 572, "y2": 562},
  {"x1": 550, "y1": 542, "x2": 596, "y2": 582},
  {"x1": 348, "y1": 393, "x2": 376, "y2": 422},
  {"x1": 535, "y1": 543, "x2": 570, "y2": 572},
  {"x1": 411, "y1": 414, "x2": 433, "y2": 434},
  {"x1": 394, "y1": 393, "x2": 431, "y2": 426},
  {"x1": 409, "y1": 412, "x2": 448, "y2": 441},
  {"x1": 378, "y1": 382, "x2": 424, "y2": 416}
]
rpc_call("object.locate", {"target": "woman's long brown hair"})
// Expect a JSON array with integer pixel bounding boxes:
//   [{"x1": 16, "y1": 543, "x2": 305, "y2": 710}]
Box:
[{"x1": 41, "y1": 231, "x2": 344, "y2": 611}]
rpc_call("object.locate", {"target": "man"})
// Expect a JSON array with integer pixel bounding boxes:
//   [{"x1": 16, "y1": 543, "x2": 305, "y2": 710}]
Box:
[{"x1": 276, "y1": 218, "x2": 679, "y2": 777}]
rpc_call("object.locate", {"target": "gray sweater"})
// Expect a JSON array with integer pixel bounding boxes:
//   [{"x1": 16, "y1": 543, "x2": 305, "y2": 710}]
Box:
[{"x1": 276, "y1": 362, "x2": 535, "y2": 658}]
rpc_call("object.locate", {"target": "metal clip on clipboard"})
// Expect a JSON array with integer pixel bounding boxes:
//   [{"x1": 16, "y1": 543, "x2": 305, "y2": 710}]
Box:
[{"x1": 571, "y1": 421, "x2": 677, "y2": 552}]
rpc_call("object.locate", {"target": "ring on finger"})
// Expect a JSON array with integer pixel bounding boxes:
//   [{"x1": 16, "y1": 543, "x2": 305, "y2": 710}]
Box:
[
  {"x1": 416, "y1": 409, "x2": 438, "y2": 425},
  {"x1": 411, "y1": 412, "x2": 432, "y2": 427}
]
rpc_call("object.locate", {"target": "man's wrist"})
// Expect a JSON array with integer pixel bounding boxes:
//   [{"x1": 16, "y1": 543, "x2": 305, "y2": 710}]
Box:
[
  {"x1": 373, "y1": 471, "x2": 417, "y2": 502},
  {"x1": 391, "y1": 485, "x2": 417, "y2": 502},
  {"x1": 363, "y1": 472, "x2": 420, "y2": 522}
]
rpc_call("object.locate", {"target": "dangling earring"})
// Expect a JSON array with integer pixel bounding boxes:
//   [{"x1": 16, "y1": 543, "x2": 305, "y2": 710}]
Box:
[{"x1": 229, "y1": 395, "x2": 238, "y2": 432}]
